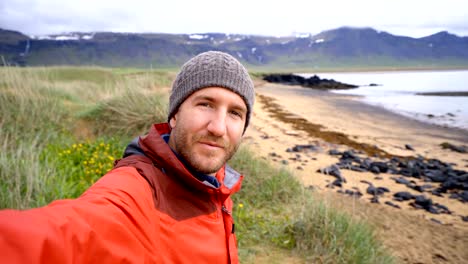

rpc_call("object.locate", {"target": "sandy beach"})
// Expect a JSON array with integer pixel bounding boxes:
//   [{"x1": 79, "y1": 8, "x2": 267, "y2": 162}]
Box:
[{"x1": 243, "y1": 80, "x2": 468, "y2": 263}]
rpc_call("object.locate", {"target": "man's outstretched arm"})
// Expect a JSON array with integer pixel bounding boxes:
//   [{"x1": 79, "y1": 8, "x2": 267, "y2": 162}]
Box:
[{"x1": 0, "y1": 167, "x2": 157, "y2": 264}]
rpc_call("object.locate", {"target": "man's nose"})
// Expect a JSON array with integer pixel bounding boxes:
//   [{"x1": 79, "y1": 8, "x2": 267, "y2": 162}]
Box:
[{"x1": 207, "y1": 112, "x2": 227, "y2": 137}]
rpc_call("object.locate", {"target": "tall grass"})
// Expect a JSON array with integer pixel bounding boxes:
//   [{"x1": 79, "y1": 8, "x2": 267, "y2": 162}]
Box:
[
  {"x1": 0, "y1": 66, "x2": 394, "y2": 263},
  {"x1": 0, "y1": 66, "x2": 171, "y2": 207},
  {"x1": 79, "y1": 89, "x2": 168, "y2": 137},
  {"x1": 0, "y1": 67, "x2": 70, "y2": 142}
]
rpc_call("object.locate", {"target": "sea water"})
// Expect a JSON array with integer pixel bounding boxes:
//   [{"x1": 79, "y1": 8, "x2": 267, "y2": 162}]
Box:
[{"x1": 300, "y1": 70, "x2": 468, "y2": 131}]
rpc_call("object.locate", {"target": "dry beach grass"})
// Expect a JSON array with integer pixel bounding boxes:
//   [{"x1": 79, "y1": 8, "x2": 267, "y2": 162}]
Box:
[{"x1": 244, "y1": 80, "x2": 468, "y2": 263}]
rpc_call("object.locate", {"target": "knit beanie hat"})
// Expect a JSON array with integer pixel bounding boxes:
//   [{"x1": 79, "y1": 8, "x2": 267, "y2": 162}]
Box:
[{"x1": 168, "y1": 51, "x2": 255, "y2": 132}]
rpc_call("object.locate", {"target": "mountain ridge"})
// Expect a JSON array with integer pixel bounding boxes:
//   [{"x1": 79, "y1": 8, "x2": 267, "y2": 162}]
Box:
[{"x1": 1, "y1": 27, "x2": 467, "y2": 69}]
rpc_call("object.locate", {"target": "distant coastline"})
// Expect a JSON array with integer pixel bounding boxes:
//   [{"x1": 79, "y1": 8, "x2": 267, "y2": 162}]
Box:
[
  {"x1": 282, "y1": 66, "x2": 468, "y2": 74},
  {"x1": 416, "y1": 91, "x2": 468, "y2": 96}
]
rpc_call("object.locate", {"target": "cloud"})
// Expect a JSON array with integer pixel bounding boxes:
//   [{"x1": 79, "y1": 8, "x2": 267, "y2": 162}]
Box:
[{"x1": 1, "y1": 0, "x2": 467, "y2": 37}]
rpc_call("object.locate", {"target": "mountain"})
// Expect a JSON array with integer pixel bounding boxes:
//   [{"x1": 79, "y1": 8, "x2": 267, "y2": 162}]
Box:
[{"x1": 1, "y1": 27, "x2": 467, "y2": 69}]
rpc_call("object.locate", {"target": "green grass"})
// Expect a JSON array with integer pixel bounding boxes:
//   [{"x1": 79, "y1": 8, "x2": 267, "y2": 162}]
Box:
[
  {"x1": 79, "y1": 89, "x2": 168, "y2": 137},
  {"x1": 0, "y1": 66, "x2": 394, "y2": 263}
]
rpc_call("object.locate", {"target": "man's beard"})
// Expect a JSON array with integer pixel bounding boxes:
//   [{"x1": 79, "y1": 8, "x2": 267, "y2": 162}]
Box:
[{"x1": 172, "y1": 130, "x2": 240, "y2": 175}]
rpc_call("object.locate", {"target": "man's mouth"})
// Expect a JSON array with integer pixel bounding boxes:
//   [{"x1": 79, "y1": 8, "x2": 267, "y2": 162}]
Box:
[{"x1": 199, "y1": 141, "x2": 224, "y2": 149}]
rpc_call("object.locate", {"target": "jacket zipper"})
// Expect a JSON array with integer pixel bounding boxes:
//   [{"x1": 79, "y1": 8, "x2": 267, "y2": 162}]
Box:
[{"x1": 221, "y1": 205, "x2": 231, "y2": 215}]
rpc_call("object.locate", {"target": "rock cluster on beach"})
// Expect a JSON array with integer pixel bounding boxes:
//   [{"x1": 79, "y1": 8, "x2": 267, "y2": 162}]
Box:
[
  {"x1": 272, "y1": 142, "x2": 468, "y2": 222},
  {"x1": 262, "y1": 73, "x2": 358, "y2": 90},
  {"x1": 315, "y1": 148, "x2": 468, "y2": 218}
]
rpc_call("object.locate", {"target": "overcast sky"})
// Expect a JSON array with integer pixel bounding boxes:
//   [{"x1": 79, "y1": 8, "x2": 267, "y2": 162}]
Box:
[{"x1": 1, "y1": 0, "x2": 467, "y2": 38}]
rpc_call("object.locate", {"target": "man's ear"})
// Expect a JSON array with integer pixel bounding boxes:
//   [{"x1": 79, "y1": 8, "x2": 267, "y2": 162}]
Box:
[{"x1": 169, "y1": 114, "x2": 177, "y2": 128}]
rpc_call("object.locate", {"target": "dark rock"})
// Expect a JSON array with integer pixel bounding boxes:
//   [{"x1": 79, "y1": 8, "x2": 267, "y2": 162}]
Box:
[
  {"x1": 331, "y1": 179, "x2": 343, "y2": 187},
  {"x1": 317, "y1": 165, "x2": 346, "y2": 183},
  {"x1": 405, "y1": 144, "x2": 415, "y2": 151},
  {"x1": 414, "y1": 195, "x2": 433, "y2": 209},
  {"x1": 407, "y1": 183, "x2": 431, "y2": 193},
  {"x1": 361, "y1": 158, "x2": 373, "y2": 169},
  {"x1": 370, "y1": 165, "x2": 380, "y2": 174},
  {"x1": 371, "y1": 162, "x2": 389, "y2": 173},
  {"x1": 394, "y1": 192, "x2": 414, "y2": 201},
  {"x1": 370, "y1": 196, "x2": 380, "y2": 203},
  {"x1": 377, "y1": 186, "x2": 390, "y2": 193},
  {"x1": 400, "y1": 168, "x2": 413, "y2": 177},
  {"x1": 328, "y1": 149, "x2": 342, "y2": 155},
  {"x1": 451, "y1": 190, "x2": 468, "y2": 203},
  {"x1": 262, "y1": 73, "x2": 358, "y2": 90},
  {"x1": 291, "y1": 144, "x2": 319, "y2": 152},
  {"x1": 361, "y1": 180, "x2": 389, "y2": 196},
  {"x1": 344, "y1": 189, "x2": 363, "y2": 198},
  {"x1": 350, "y1": 166, "x2": 367, "y2": 172},
  {"x1": 409, "y1": 196, "x2": 450, "y2": 214},
  {"x1": 440, "y1": 142, "x2": 467, "y2": 153},
  {"x1": 342, "y1": 150, "x2": 360, "y2": 161},
  {"x1": 462, "y1": 216, "x2": 468, "y2": 222},
  {"x1": 441, "y1": 178, "x2": 463, "y2": 191},
  {"x1": 391, "y1": 176, "x2": 411, "y2": 185},
  {"x1": 424, "y1": 170, "x2": 446, "y2": 182},
  {"x1": 461, "y1": 191, "x2": 468, "y2": 202},
  {"x1": 385, "y1": 201, "x2": 401, "y2": 209},
  {"x1": 433, "y1": 203, "x2": 451, "y2": 214}
]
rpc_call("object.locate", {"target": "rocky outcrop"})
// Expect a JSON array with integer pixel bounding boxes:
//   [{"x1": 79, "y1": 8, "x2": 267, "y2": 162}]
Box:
[{"x1": 262, "y1": 73, "x2": 358, "y2": 90}]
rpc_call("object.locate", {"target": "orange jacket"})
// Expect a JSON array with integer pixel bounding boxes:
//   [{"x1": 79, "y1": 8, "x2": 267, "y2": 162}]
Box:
[{"x1": 0, "y1": 123, "x2": 243, "y2": 263}]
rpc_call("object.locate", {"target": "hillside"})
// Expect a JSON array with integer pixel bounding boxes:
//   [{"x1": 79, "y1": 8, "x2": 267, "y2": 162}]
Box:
[{"x1": 1, "y1": 27, "x2": 468, "y2": 69}]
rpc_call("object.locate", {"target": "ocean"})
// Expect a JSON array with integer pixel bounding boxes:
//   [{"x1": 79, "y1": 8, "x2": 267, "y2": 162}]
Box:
[{"x1": 300, "y1": 70, "x2": 468, "y2": 131}]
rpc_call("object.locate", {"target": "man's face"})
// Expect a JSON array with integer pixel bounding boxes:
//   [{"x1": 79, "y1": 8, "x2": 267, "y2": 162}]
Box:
[{"x1": 168, "y1": 87, "x2": 247, "y2": 176}]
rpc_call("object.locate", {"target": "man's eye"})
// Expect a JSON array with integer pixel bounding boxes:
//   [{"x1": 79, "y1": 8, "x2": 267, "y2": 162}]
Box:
[
  {"x1": 230, "y1": 110, "x2": 242, "y2": 118},
  {"x1": 198, "y1": 102, "x2": 211, "y2": 107}
]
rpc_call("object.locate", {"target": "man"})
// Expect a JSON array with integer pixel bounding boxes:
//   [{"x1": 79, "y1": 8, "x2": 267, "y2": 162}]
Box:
[{"x1": 0, "y1": 51, "x2": 255, "y2": 263}]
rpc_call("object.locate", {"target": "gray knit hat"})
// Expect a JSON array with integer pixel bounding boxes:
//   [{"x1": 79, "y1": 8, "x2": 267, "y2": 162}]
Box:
[{"x1": 168, "y1": 51, "x2": 255, "y2": 131}]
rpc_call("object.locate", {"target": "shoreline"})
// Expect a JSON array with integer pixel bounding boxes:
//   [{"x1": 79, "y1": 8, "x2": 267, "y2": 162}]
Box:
[
  {"x1": 331, "y1": 91, "x2": 468, "y2": 133},
  {"x1": 274, "y1": 70, "x2": 468, "y2": 132},
  {"x1": 244, "y1": 81, "x2": 468, "y2": 262}
]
